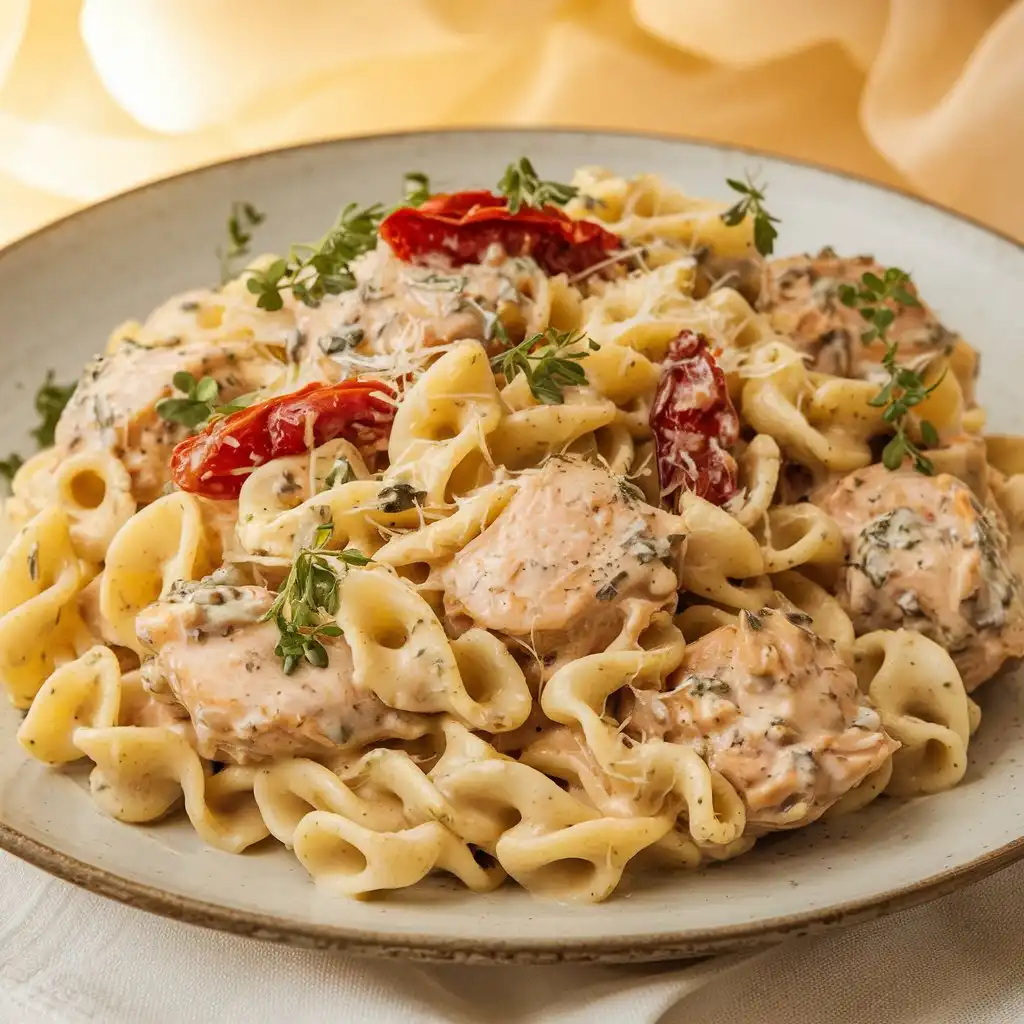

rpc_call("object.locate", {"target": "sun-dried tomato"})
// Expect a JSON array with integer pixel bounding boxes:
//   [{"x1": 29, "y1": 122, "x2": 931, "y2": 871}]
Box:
[
  {"x1": 170, "y1": 380, "x2": 396, "y2": 499},
  {"x1": 650, "y1": 330, "x2": 740, "y2": 507},
  {"x1": 379, "y1": 190, "x2": 621, "y2": 278}
]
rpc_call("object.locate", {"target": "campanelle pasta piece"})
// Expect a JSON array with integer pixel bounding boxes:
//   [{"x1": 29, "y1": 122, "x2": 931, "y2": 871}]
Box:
[
  {"x1": 429, "y1": 721, "x2": 674, "y2": 901},
  {"x1": 254, "y1": 750, "x2": 444, "y2": 846},
  {"x1": 740, "y1": 354, "x2": 881, "y2": 473},
  {"x1": 17, "y1": 645, "x2": 122, "y2": 764},
  {"x1": 237, "y1": 476, "x2": 423, "y2": 559},
  {"x1": 540, "y1": 615, "x2": 746, "y2": 847},
  {"x1": 567, "y1": 167, "x2": 754, "y2": 257},
  {"x1": 335, "y1": 568, "x2": 532, "y2": 733},
  {"x1": 752, "y1": 503, "x2": 845, "y2": 575},
  {"x1": 387, "y1": 339, "x2": 503, "y2": 503},
  {"x1": 729, "y1": 434, "x2": 782, "y2": 530},
  {"x1": 294, "y1": 815, "x2": 504, "y2": 898},
  {"x1": 486, "y1": 397, "x2": 618, "y2": 472},
  {"x1": 0, "y1": 506, "x2": 93, "y2": 707},
  {"x1": 74, "y1": 726, "x2": 269, "y2": 852},
  {"x1": 372, "y1": 482, "x2": 517, "y2": 570},
  {"x1": 675, "y1": 489, "x2": 766, "y2": 609},
  {"x1": 853, "y1": 629, "x2": 972, "y2": 796},
  {"x1": 99, "y1": 492, "x2": 218, "y2": 653}
]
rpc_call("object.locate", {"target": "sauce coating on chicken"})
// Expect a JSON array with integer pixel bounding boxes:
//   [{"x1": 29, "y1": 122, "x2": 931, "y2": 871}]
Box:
[
  {"x1": 440, "y1": 457, "x2": 685, "y2": 670},
  {"x1": 56, "y1": 340, "x2": 282, "y2": 503},
  {"x1": 819, "y1": 463, "x2": 1024, "y2": 690},
  {"x1": 624, "y1": 608, "x2": 897, "y2": 829},
  {"x1": 136, "y1": 578, "x2": 428, "y2": 764},
  {"x1": 761, "y1": 251, "x2": 969, "y2": 390}
]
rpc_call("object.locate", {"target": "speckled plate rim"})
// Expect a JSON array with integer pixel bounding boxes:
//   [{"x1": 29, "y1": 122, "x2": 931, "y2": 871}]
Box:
[{"x1": 0, "y1": 127, "x2": 1022, "y2": 964}]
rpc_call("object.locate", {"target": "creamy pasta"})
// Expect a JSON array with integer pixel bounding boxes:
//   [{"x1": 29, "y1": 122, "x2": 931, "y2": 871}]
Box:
[{"x1": 3, "y1": 160, "x2": 1021, "y2": 903}]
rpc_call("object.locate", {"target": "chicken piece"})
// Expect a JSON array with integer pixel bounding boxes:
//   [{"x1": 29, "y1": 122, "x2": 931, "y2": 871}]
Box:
[
  {"x1": 819, "y1": 463, "x2": 1024, "y2": 690},
  {"x1": 624, "y1": 607, "x2": 897, "y2": 830},
  {"x1": 760, "y1": 250, "x2": 974, "y2": 398},
  {"x1": 135, "y1": 576, "x2": 429, "y2": 764},
  {"x1": 439, "y1": 457, "x2": 685, "y2": 672},
  {"x1": 292, "y1": 242, "x2": 553, "y2": 380},
  {"x1": 55, "y1": 339, "x2": 283, "y2": 503}
]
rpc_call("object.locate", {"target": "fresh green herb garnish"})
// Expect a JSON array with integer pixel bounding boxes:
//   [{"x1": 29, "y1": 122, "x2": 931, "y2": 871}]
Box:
[
  {"x1": 32, "y1": 371, "x2": 76, "y2": 447},
  {"x1": 403, "y1": 171, "x2": 432, "y2": 207},
  {"x1": 218, "y1": 201, "x2": 265, "y2": 284},
  {"x1": 497, "y1": 158, "x2": 578, "y2": 214},
  {"x1": 322, "y1": 456, "x2": 355, "y2": 490},
  {"x1": 838, "y1": 267, "x2": 939, "y2": 474},
  {"x1": 378, "y1": 482, "x2": 426, "y2": 514},
  {"x1": 262, "y1": 521, "x2": 371, "y2": 675},
  {"x1": 490, "y1": 327, "x2": 598, "y2": 405},
  {"x1": 245, "y1": 203, "x2": 385, "y2": 312},
  {"x1": 155, "y1": 371, "x2": 259, "y2": 431},
  {"x1": 0, "y1": 453, "x2": 23, "y2": 490},
  {"x1": 721, "y1": 174, "x2": 780, "y2": 256},
  {"x1": 0, "y1": 372, "x2": 76, "y2": 491}
]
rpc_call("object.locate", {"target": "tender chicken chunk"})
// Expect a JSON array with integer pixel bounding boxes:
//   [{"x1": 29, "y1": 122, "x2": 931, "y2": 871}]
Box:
[
  {"x1": 819, "y1": 463, "x2": 1024, "y2": 690},
  {"x1": 760, "y1": 250, "x2": 974, "y2": 397},
  {"x1": 293, "y1": 242, "x2": 553, "y2": 380},
  {"x1": 55, "y1": 340, "x2": 283, "y2": 503},
  {"x1": 136, "y1": 577, "x2": 428, "y2": 764},
  {"x1": 439, "y1": 457, "x2": 685, "y2": 671},
  {"x1": 624, "y1": 608, "x2": 897, "y2": 830}
]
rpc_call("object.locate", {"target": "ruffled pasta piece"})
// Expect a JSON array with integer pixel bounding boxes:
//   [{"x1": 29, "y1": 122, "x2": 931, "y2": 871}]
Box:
[
  {"x1": 429, "y1": 721, "x2": 672, "y2": 902},
  {"x1": 676, "y1": 491, "x2": 767, "y2": 609},
  {"x1": 770, "y1": 570, "x2": 856, "y2": 661},
  {"x1": 237, "y1": 476, "x2": 422, "y2": 559},
  {"x1": 753, "y1": 503, "x2": 845, "y2": 574},
  {"x1": 487, "y1": 398, "x2": 618, "y2": 472},
  {"x1": 540, "y1": 616, "x2": 745, "y2": 847},
  {"x1": 853, "y1": 630, "x2": 972, "y2": 796},
  {"x1": 7, "y1": 449, "x2": 136, "y2": 564},
  {"x1": 741, "y1": 354, "x2": 883, "y2": 473},
  {"x1": 74, "y1": 725, "x2": 268, "y2": 852},
  {"x1": 294, "y1": 815, "x2": 504, "y2": 897},
  {"x1": 387, "y1": 340, "x2": 503, "y2": 503},
  {"x1": 17, "y1": 645, "x2": 121, "y2": 764},
  {"x1": 729, "y1": 434, "x2": 782, "y2": 530},
  {"x1": 372, "y1": 482, "x2": 516, "y2": 571},
  {"x1": 254, "y1": 751, "x2": 439, "y2": 846},
  {"x1": 100, "y1": 492, "x2": 217, "y2": 653},
  {"x1": 335, "y1": 569, "x2": 532, "y2": 732},
  {"x1": 0, "y1": 507, "x2": 93, "y2": 707},
  {"x1": 568, "y1": 168, "x2": 753, "y2": 257}
]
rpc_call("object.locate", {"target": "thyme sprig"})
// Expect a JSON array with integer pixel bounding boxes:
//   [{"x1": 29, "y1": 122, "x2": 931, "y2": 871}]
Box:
[
  {"x1": 245, "y1": 202, "x2": 385, "y2": 312},
  {"x1": 838, "y1": 267, "x2": 940, "y2": 474},
  {"x1": 155, "y1": 371, "x2": 258, "y2": 431},
  {"x1": 490, "y1": 327, "x2": 599, "y2": 405},
  {"x1": 1, "y1": 371, "x2": 76, "y2": 492},
  {"x1": 497, "y1": 158, "x2": 578, "y2": 214},
  {"x1": 721, "y1": 173, "x2": 779, "y2": 256},
  {"x1": 262, "y1": 521, "x2": 371, "y2": 675},
  {"x1": 218, "y1": 201, "x2": 265, "y2": 284}
]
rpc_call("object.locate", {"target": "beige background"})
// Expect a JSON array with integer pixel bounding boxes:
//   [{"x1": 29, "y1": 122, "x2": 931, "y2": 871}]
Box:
[{"x1": 1, "y1": 0, "x2": 1022, "y2": 246}]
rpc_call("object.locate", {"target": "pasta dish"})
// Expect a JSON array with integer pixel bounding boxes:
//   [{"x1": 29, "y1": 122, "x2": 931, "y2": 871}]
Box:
[{"x1": 2, "y1": 159, "x2": 1022, "y2": 902}]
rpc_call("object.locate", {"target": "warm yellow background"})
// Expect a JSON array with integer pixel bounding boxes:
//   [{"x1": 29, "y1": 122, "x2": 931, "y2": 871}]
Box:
[{"x1": 2, "y1": 0, "x2": 1022, "y2": 245}]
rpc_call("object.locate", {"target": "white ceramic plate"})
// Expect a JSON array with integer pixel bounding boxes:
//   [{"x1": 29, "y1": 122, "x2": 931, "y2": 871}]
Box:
[{"x1": 0, "y1": 130, "x2": 1022, "y2": 964}]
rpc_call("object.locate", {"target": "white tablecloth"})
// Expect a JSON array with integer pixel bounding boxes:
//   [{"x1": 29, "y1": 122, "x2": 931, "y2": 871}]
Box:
[{"x1": 2, "y1": 851, "x2": 1022, "y2": 1024}]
